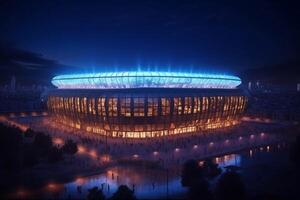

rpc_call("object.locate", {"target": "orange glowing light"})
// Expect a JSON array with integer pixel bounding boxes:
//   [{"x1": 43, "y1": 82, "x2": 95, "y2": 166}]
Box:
[
  {"x1": 89, "y1": 150, "x2": 97, "y2": 158},
  {"x1": 75, "y1": 177, "x2": 85, "y2": 185},
  {"x1": 53, "y1": 138, "x2": 64, "y2": 145},
  {"x1": 78, "y1": 145, "x2": 86, "y2": 153},
  {"x1": 100, "y1": 154, "x2": 110, "y2": 162},
  {"x1": 16, "y1": 189, "x2": 27, "y2": 197},
  {"x1": 47, "y1": 183, "x2": 56, "y2": 190}
]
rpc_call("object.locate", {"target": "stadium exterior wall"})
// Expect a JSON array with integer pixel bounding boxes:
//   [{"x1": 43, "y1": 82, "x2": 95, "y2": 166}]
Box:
[{"x1": 47, "y1": 88, "x2": 247, "y2": 138}]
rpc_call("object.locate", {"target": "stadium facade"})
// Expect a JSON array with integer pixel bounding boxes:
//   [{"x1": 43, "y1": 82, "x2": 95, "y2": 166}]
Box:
[{"x1": 47, "y1": 72, "x2": 247, "y2": 138}]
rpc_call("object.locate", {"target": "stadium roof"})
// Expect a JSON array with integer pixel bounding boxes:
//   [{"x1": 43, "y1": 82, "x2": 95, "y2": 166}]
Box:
[{"x1": 52, "y1": 71, "x2": 241, "y2": 89}]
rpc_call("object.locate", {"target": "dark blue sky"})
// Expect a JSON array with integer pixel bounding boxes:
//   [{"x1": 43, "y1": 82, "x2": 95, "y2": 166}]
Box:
[{"x1": 1, "y1": 0, "x2": 300, "y2": 76}]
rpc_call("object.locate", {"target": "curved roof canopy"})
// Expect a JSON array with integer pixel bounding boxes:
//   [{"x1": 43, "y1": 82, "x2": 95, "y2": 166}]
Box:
[{"x1": 52, "y1": 71, "x2": 241, "y2": 89}]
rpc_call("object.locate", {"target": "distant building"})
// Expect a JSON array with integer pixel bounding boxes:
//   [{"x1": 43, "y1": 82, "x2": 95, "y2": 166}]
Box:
[{"x1": 248, "y1": 81, "x2": 252, "y2": 90}]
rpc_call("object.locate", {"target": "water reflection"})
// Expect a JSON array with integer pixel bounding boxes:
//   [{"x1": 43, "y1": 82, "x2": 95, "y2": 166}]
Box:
[
  {"x1": 61, "y1": 166, "x2": 185, "y2": 199},
  {"x1": 12, "y1": 143, "x2": 287, "y2": 199}
]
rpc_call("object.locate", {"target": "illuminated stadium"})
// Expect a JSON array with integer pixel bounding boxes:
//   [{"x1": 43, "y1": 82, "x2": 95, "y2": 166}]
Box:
[{"x1": 47, "y1": 71, "x2": 247, "y2": 138}]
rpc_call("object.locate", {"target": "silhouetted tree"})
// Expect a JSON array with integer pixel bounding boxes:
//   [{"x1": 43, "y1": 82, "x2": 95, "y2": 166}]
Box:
[
  {"x1": 24, "y1": 128, "x2": 35, "y2": 138},
  {"x1": 202, "y1": 158, "x2": 222, "y2": 178},
  {"x1": 33, "y1": 132, "x2": 52, "y2": 156},
  {"x1": 181, "y1": 159, "x2": 204, "y2": 187},
  {"x1": 215, "y1": 171, "x2": 246, "y2": 200},
  {"x1": 109, "y1": 185, "x2": 136, "y2": 200},
  {"x1": 0, "y1": 124, "x2": 23, "y2": 171},
  {"x1": 23, "y1": 144, "x2": 38, "y2": 167},
  {"x1": 62, "y1": 139, "x2": 78, "y2": 155},
  {"x1": 47, "y1": 147, "x2": 63, "y2": 163},
  {"x1": 87, "y1": 186, "x2": 105, "y2": 200}
]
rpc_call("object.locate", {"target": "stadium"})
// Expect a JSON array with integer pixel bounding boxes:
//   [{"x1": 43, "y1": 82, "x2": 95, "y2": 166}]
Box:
[{"x1": 47, "y1": 71, "x2": 247, "y2": 138}]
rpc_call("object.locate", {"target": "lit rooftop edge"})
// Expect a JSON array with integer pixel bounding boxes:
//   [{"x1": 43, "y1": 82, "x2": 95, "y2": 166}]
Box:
[{"x1": 51, "y1": 71, "x2": 241, "y2": 89}]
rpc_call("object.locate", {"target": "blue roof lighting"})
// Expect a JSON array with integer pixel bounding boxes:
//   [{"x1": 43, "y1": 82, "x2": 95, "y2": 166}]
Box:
[{"x1": 52, "y1": 71, "x2": 241, "y2": 89}]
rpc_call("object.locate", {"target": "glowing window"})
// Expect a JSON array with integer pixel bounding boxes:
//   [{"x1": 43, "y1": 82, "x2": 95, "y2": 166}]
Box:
[
  {"x1": 68, "y1": 97, "x2": 74, "y2": 112},
  {"x1": 210, "y1": 97, "x2": 216, "y2": 112},
  {"x1": 202, "y1": 97, "x2": 209, "y2": 111},
  {"x1": 120, "y1": 97, "x2": 131, "y2": 117},
  {"x1": 173, "y1": 97, "x2": 182, "y2": 115},
  {"x1": 147, "y1": 98, "x2": 158, "y2": 116},
  {"x1": 193, "y1": 97, "x2": 201, "y2": 113},
  {"x1": 161, "y1": 98, "x2": 170, "y2": 115},
  {"x1": 88, "y1": 98, "x2": 96, "y2": 115},
  {"x1": 184, "y1": 97, "x2": 192, "y2": 114},
  {"x1": 97, "y1": 97, "x2": 106, "y2": 116},
  {"x1": 108, "y1": 97, "x2": 118, "y2": 117},
  {"x1": 80, "y1": 97, "x2": 87, "y2": 114},
  {"x1": 75, "y1": 97, "x2": 80, "y2": 113},
  {"x1": 223, "y1": 96, "x2": 230, "y2": 111},
  {"x1": 134, "y1": 98, "x2": 145, "y2": 117}
]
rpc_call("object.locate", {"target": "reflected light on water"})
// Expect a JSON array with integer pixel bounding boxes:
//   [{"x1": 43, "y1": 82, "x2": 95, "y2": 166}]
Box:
[
  {"x1": 46, "y1": 183, "x2": 62, "y2": 191},
  {"x1": 16, "y1": 143, "x2": 286, "y2": 199}
]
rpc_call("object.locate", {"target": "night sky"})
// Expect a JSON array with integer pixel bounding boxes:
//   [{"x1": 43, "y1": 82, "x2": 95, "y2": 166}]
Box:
[{"x1": 0, "y1": 0, "x2": 300, "y2": 84}]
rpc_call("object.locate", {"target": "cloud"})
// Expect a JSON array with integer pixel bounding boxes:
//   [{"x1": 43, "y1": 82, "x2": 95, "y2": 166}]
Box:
[{"x1": 0, "y1": 42, "x2": 71, "y2": 84}]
